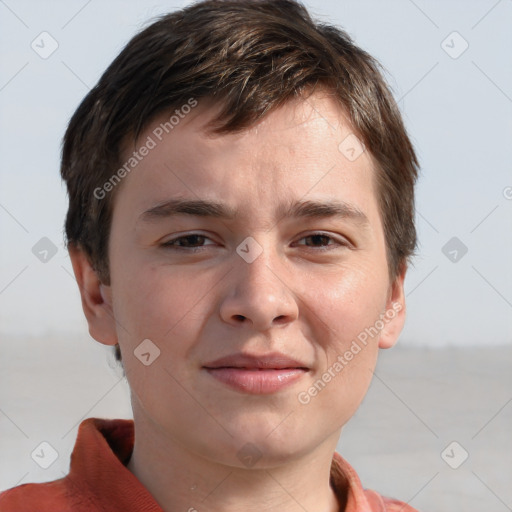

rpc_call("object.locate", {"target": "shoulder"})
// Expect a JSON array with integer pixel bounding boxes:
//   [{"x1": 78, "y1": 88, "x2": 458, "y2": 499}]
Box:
[
  {"x1": 330, "y1": 451, "x2": 419, "y2": 512},
  {"x1": 364, "y1": 488, "x2": 419, "y2": 511},
  {"x1": 0, "y1": 478, "x2": 75, "y2": 512},
  {"x1": 0, "y1": 417, "x2": 137, "y2": 512}
]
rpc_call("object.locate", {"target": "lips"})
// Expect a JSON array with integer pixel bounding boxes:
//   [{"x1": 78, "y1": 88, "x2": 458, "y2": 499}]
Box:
[
  {"x1": 203, "y1": 352, "x2": 309, "y2": 394},
  {"x1": 203, "y1": 352, "x2": 309, "y2": 370}
]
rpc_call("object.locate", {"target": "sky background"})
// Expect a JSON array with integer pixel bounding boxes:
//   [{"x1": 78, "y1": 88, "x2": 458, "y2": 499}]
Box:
[{"x1": 0, "y1": 0, "x2": 511, "y2": 346}]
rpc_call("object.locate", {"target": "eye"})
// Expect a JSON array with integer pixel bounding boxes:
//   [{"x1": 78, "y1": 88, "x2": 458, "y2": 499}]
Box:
[
  {"x1": 160, "y1": 232, "x2": 350, "y2": 253},
  {"x1": 161, "y1": 233, "x2": 216, "y2": 250},
  {"x1": 294, "y1": 232, "x2": 349, "y2": 251}
]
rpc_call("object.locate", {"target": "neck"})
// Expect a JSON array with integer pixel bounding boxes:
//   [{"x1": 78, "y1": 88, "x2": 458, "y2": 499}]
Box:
[{"x1": 126, "y1": 411, "x2": 343, "y2": 512}]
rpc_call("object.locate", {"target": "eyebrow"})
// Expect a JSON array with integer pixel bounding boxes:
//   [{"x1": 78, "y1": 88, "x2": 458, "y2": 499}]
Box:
[{"x1": 139, "y1": 198, "x2": 370, "y2": 226}]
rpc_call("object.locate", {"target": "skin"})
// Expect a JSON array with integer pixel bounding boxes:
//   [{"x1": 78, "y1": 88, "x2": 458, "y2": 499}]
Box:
[{"x1": 70, "y1": 91, "x2": 406, "y2": 512}]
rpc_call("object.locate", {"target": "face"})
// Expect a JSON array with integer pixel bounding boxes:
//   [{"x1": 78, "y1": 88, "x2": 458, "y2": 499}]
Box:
[{"x1": 76, "y1": 92, "x2": 406, "y2": 468}]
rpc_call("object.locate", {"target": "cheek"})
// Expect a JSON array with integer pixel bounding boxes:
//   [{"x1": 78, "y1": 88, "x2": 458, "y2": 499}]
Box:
[
  {"x1": 308, "y1": 263, "x2": 389, "y2": 355},
  {"x1": 299, "y1": 268, "x2": 384, "y2": 425},
  {"x1": 299, "y1": 264, "x2": 388, "y2": 424},
  {"x1": 111, "y1": 264, "x2": 211, "y2": 409},
  {"x1": 111, "y1": 262, "x2": 210, "y2": 349}
]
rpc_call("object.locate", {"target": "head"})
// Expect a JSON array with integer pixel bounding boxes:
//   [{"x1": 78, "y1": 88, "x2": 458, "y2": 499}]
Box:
[{"x1": 63, "y1": 0, "x2": 418, "y2": 467}]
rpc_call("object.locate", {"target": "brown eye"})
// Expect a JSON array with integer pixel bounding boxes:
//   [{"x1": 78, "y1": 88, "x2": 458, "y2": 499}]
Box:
[
  {"x1": 295, "y1": 232, "x2": 347, "y2": 250},
  {"x1": 302, "y1": 234, "x2": 333, "y2": 247},
  {"x1": 162, "y1": 234, "x2": 215, "y2": 250}
]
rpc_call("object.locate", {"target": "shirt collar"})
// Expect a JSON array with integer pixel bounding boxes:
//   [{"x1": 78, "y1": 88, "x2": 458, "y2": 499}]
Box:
[{"x1": 68, "y1": 417, "x2": 389, "y2": 511}]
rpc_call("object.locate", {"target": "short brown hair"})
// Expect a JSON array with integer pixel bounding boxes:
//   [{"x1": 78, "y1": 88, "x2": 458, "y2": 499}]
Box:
[{"x1": 61, "y1": 0, "x2": 419, "y2": 360}]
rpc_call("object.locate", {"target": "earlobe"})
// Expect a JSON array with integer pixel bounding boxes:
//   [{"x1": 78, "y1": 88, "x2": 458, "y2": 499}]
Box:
[
  {"x1": 378, "y1": 266, "x2": 407, "y2": 349},
  {"x1": 68, "y1": 245, "x2": 118, "y2": 346}
]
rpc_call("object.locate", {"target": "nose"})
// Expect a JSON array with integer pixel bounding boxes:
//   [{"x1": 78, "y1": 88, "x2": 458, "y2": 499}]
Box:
[{"x1": 219, "y1": 245, "x2": 299, "y2": 331}]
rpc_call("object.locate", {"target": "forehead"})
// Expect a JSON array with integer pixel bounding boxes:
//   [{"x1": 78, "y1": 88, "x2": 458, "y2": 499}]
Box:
[{"x1": 113, "y1": 92, "x2": 380, "y2": 228}]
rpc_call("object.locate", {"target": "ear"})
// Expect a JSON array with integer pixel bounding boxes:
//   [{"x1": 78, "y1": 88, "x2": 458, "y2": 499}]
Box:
[
  {"x1": 378, "y1": 265, "x2": 407, "y2": 349},
  {"x1": 68, "y1": 245, "x2": 118, "y2": 346}
]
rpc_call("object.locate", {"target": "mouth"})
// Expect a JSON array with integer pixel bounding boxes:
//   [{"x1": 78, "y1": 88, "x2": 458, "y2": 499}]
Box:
[{"x1": 203, "y1": 352, "x2": 310, "y2": 394}]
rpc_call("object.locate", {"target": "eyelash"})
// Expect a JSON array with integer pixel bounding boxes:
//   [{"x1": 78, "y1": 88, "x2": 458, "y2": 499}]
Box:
[{"x1": 161, "y1": 232, "x2": 350, "y2": 252}]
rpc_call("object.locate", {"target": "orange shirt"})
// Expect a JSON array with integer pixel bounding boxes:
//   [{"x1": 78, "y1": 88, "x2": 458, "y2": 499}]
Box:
[{"x1": 0, "y1": 418, "x2": 418, "y2": 511}]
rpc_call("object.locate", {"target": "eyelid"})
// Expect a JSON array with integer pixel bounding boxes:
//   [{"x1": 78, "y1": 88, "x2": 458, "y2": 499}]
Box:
[
  {"x1": 160, "y1": 232, "x2": 218, "y2": 248},
  {"x1": 160, "y1": 230, "x2": 352, "y2": 252},
  {"x1": 294, "y1": 231, "x2": 352, "y2": 249}
]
